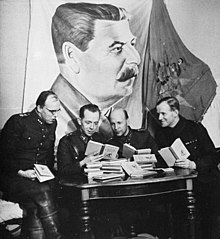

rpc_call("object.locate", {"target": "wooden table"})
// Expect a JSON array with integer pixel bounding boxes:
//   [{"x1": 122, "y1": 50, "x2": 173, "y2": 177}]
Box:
[{"x1": 60, "y1": 168, "x2": 198, "y2": 239}]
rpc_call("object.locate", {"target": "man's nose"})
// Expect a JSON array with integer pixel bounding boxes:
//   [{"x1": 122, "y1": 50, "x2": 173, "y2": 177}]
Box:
[
  {"x1": 90, "y1": 123, "x2": 95, "y2": 129},
  {"x1": 158, "y1": 114, "x2": 163, "y2": 121},
  {"x1": 124, "y1": 45, "x2": 141, "y2": 65}
]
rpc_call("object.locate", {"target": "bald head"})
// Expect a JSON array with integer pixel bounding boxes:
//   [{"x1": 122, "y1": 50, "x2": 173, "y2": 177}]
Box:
[{"x1": 109, "y1": 108, "x2": 129, "y2": 136}]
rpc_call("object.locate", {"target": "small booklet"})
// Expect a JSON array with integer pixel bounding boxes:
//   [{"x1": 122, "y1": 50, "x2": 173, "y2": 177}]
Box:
[
  {"x1": 158, "y1": 138, "x2": 190, "y2": 167},
  {"x1": 133, "y1": 154, "x2": 157, "y2": 164},
  {"x1": 122, "y1": 143, "x2": 151, "y2": 159},
  {"x1": 85, "y1": 140, "x2": 119, "y2": 160},
  {"x1": 34, "y1": 164, "x2": 55, "y2": 183},
  {"x1": 121, "y1": 161, "x2": 157, "y2": 178},
  {"x1": 93, "y1": 173, "x2": 123, "y2": 182}
]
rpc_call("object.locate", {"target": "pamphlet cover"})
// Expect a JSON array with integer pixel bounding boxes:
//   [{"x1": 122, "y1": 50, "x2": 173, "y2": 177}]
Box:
[{"x1": 34, "y1": 164, "x2": 54, "y2": 183}]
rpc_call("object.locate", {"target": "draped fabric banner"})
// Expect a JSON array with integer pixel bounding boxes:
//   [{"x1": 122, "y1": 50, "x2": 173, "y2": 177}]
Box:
[
  {"x1": 18, "y1": 0, "x2": 217, "y2": 141},
  {"x1": 141, "y1": 0, "x2": 217, "y2": 134}
]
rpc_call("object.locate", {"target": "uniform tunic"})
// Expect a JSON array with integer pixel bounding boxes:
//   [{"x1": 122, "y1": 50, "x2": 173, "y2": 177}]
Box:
[
  {"x1": 57, "y1": 129, "x2": 105, "y2": 180},
  {"x1": 0, "y1": 109, "x2": 57, "y2": 201}
]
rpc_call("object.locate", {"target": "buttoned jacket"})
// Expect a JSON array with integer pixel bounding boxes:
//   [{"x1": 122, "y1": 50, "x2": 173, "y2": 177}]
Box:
[
  {"x1": 57, "y1": 129, "x2": 105, "y2": 179},
  {"x1": 0, "y1": 109, "x2": 57, "y2": 175}
]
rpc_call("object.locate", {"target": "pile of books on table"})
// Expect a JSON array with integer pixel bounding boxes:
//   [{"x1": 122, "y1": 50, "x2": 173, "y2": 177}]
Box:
[
  {"x1": 84, "y1": 158, "x2": 127, "y2": 181},
  {"x1": 133, "y1": 154, "x2": 157, "y2": 170},
  {"x1": 84, "y1": 162, "x2": 103, "y2": 179},
  {"x1": 101, "y1": 158, "x2": 127, "y2": 176}
]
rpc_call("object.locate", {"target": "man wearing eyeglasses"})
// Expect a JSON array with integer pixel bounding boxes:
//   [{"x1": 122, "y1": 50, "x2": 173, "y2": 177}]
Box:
[{"x1": 0, "y1": 90, "x2": 63, "y2": 239}]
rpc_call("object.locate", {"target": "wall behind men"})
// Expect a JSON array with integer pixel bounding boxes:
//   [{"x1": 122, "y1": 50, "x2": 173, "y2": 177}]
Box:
[{"x1": 0, "y1": 0, "x2": 220, "y2": 146}]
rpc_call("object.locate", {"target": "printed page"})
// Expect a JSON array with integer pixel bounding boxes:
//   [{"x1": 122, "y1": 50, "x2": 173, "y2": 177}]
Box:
[
  {"x1": 158, "y1": 147, "x2": 176, "y2": 167},
  {"x1": 171, "y1": 138, "x2": 190, "y2": 159},
  {"x1": 102, "y1": 144, "x2": 119, "y2": 160},
  {"x1": 85, "y1": 140, "x2": 103, "y2": 156}
]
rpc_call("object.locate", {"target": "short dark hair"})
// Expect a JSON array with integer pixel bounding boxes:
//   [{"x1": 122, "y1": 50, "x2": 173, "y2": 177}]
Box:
[
  {"x1": 51, "y1": 2, "x2": 128, "y2": 63},
  {"x1": 79, "y1": 104, "x2": 101, "y2": 119},
  {"x1": 36, "y1": 90, "x2": 58, "y2": 108},
  {"x1": 156, "y1": 96, "x2": 180, "y2": 111}
]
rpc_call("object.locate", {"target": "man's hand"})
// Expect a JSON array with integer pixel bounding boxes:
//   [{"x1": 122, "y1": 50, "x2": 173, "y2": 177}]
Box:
[
  {"x1": 175, "y1": 157, "x2": 196, "y2": 169},
  {"x1": 80, "y1": 152, "x2": 104, "y2": 167},
  {"x1": 17, "y1": 169, "x2": 37, "y2": 180}
]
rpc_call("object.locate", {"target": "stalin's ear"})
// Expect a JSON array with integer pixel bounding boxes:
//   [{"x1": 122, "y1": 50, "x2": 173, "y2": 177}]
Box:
[{"x1": 62, "y1": 42, "x2": 81, "y2": 74}]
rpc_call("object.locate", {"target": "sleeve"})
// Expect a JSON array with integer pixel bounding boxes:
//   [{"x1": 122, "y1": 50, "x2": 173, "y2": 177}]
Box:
[
  {"x1": 57, "y1": 137, "x2": 82, "y2": 179},
  {"x1": 190, "y1": 122, "x2": 219, "y2": 174},
  {"x1": 0, "y1": 115, "x2": 24, "y2": 174}
]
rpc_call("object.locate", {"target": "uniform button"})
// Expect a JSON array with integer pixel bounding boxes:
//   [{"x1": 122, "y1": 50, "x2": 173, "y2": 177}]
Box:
[
  {"x1": 37, "y1": 148, "x2": 40, "y2": 151},
  {"x1": 40, "y1": 143, "x2": 43, "y2": 146},
  {"x1": 43, "y1": 135, "x2": 46, "y2": 138},
  {"x1": 36, "y1": 153, "x2": 40, "y2": 157}
]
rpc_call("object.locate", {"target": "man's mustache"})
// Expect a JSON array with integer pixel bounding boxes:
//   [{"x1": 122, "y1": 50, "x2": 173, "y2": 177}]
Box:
[{"x1": 116, "y1": 64, "x2": 139, "y2": 82}]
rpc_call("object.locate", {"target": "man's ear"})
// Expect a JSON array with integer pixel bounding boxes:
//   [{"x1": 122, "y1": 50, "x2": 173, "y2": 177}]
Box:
[
  {"x1": 36, "y1": 105, "x2": 42, "y2": 113},
  {"x1": 77, "y1": 117, "x2": 82, "y2": 126},
  {"x1": 62, "y1": 42, "x2": 81, "y2": 74},
  {"x1": 173, "y1": 109, "x2": 179, "y2": 117}
]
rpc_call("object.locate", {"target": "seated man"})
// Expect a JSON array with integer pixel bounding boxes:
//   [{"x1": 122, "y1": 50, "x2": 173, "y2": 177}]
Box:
[
  {"x1": 57, "y1": 104, "x2": 121, "y2": 238},
  {"x1": 57, "y1": 104, "x2": 104, "y2": 180},
  {"x1": 107, "y1": 108, "x2": 168, "y2": 237},
  {"x1": 155, "y1": 96, "x2": 220, "y2": 239},
  {"x1": 0, "y1": 91, "x2": 62, "y2": 239},
  {"x1": 108, "y1": 108, "x2": 166, "y2": 167}
]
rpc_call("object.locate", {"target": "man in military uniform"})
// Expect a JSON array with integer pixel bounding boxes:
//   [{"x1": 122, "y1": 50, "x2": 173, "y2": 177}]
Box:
[
  {"x1": 57, "y1": 104, "x2": 104, "y2": 180},
  {"x1": 0, "y1": 90, "x2": 62, "y2": 239},
  {"x1": 57, "y1": 104, "x2": 113, "y2": 238},
  {"x1": 108, "y1": 108, "x2": 159, "y2": 158},
  {"x1": 108, "y1": 108, "x2": 168, "y2": 237},
  {"x1": 155, "y1": 96, "x2": 220, "y2": 239}
]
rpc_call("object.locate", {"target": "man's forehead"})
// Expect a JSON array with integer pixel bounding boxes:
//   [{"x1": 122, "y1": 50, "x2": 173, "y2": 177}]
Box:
[
  {"x1": 157, "y1": 102, "x2": 172, "y2": 111},
  {"x1": 83, "y1": 110, "x2": 100, "y2": 119},
  {"x1": 93, "y1": 19, "x2": 134, "y2": 42}
]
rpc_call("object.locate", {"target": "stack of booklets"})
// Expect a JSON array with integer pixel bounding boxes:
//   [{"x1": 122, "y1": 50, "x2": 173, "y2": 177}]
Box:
[
  {"x1": 84, "y1": 162, "x2": 103, "y2": 179},
  {"x1": 93, "y1": 173, "x2": 124, "y2": 183},
  {"x1": 121, "y1": 161, "x2": 157, "y2": 178},
  {"x1": 133, "y1": 154, "x2": 157, "y2": 170},
  {"x1": 122, "y1": 143, "x2": 151, "y2": 159},
  {"x1": 101, "y1": 158, "x2": 127, "y2": 177}
]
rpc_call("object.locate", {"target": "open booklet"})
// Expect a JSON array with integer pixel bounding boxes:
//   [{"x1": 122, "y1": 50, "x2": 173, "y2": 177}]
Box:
[
  {"x1": 122, "y1": 143, "x2": 151, "y2": 159},
  {"x1": 85, "y1": 140, "x2": 119, "y2": 160},
  {"x1": 34, "y1": 164, "x2": 55, "y2": 183},
  {"x1": 158, "y1": 138, "x2": 190, "y2": 167}
]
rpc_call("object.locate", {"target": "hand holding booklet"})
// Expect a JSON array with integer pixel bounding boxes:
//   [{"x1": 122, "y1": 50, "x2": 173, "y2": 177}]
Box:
[
  {"x1": 85, "y1": 140, "x2": 119, "y2": 160},
  {"x1": 158, "y1": 138, "x2": 190, "y2": 167},
  {"x1": 122, "y1": 143, "x2": 151, "y2": 159},
  {"x1": 34, "y1": 164, "x2": 55, "y2": 183}
]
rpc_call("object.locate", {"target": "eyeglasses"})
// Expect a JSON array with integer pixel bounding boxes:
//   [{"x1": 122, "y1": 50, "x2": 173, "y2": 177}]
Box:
[{"x1": 45, "y1": 108, "x2": 61, "y2": 115}]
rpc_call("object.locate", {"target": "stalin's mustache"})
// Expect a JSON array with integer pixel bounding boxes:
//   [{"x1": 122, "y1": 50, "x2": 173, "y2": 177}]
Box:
[{"x1": 116, "y1": 63, "x2": 139, "y2": 82}]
